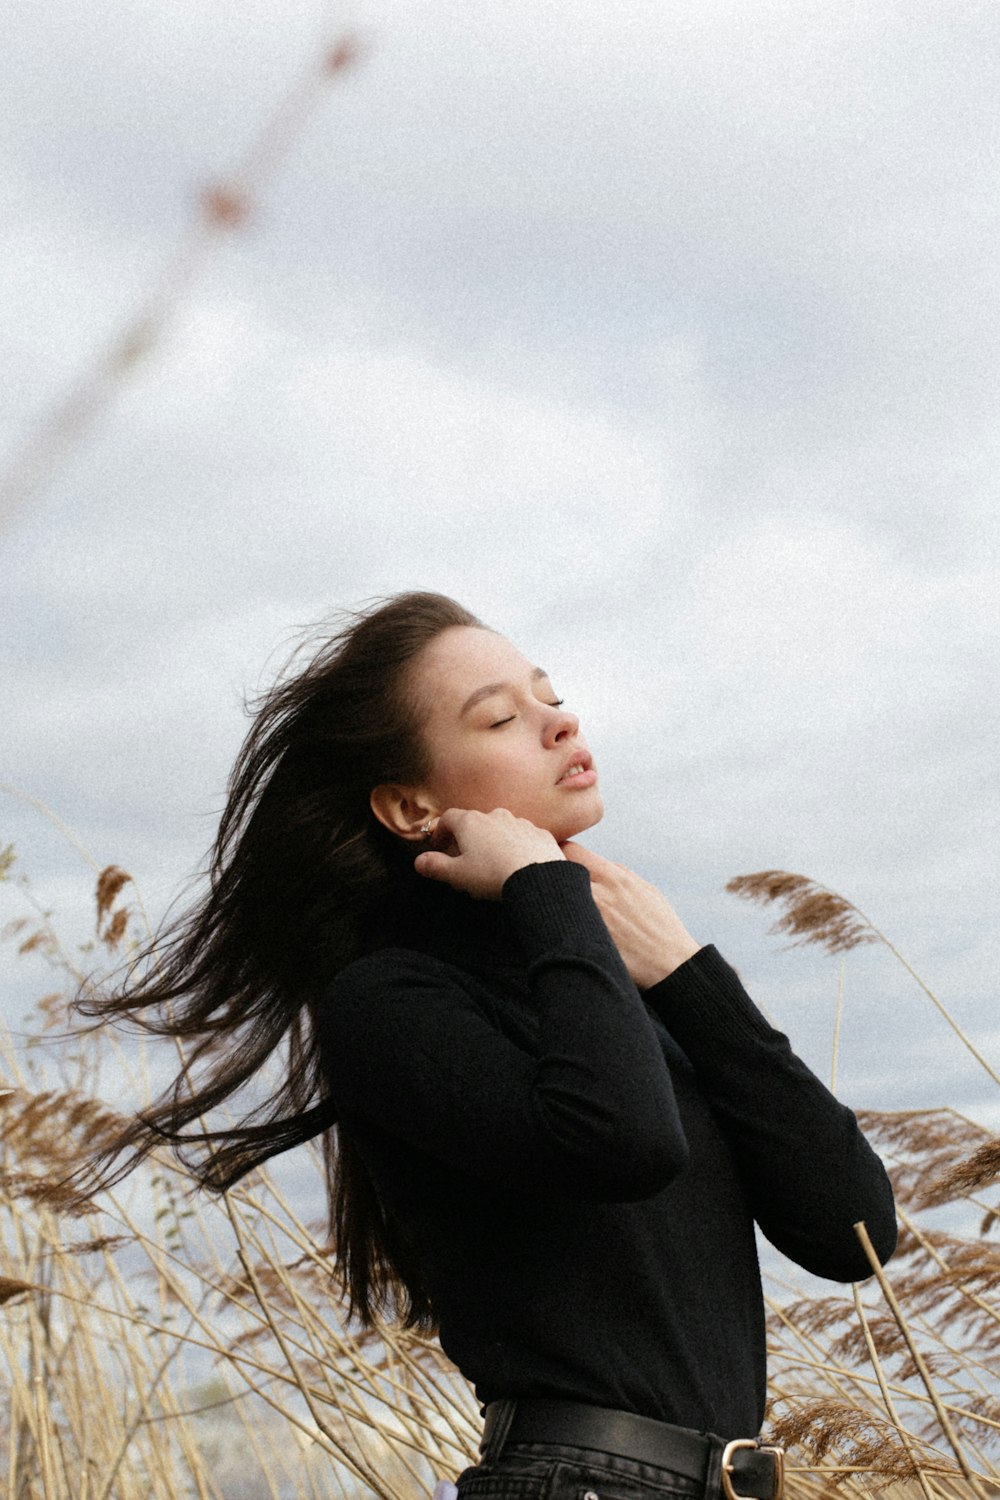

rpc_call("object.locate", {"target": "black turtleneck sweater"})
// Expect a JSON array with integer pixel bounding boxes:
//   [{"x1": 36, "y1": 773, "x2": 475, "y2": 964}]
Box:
[{"x1": 317, "y1": 859, "x2": 896, "y2": 1437}]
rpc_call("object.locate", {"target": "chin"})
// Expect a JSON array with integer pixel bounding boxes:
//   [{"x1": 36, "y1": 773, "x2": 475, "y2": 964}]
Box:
[{"x1": 552, "y1": 796, "x2": 604, "y2": 843}]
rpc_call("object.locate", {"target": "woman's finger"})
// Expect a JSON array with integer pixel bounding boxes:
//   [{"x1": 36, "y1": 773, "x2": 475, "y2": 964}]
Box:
[
  {"x1": 562, "y1": 841, "x2": 619, "y2": 883},
  {"x1": 414, "y1": 849, "x2": 461, "y2": 884},
  {"x1": 561, "y1": 841, "x2": 601, "y2": 870}
]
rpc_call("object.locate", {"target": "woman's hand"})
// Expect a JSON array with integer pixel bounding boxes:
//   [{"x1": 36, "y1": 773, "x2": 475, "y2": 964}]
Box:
[
  {"x1": 561, "y1": 842, "x2": 700, "y2": 989},
  {"x1": 415, "y1": 807, "x2": 565, "y2": 900}
]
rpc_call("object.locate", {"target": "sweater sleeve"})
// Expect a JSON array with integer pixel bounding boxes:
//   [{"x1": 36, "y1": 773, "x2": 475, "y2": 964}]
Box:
[
  {"x1": 318, "y1": 861, "x2": 688, "y2": 1201},
  {"x1": 644, "y1": 945, "x2": 898, "y2": 1281}
]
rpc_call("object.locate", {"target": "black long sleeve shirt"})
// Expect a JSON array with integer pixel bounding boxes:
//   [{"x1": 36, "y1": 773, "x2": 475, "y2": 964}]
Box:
[{"x1": 318, "y1": 859, "x2": 897, "y2": 1437}]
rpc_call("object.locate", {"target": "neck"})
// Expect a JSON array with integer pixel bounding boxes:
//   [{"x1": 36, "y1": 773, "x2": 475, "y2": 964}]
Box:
[{"x1": 371, "y1": 862, "x2": 522, "y2": 968}]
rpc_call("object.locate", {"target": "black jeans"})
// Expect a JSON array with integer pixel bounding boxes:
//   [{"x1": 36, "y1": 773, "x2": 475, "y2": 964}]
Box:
[{"x1": 456, "y1": 1441, "x2": 708, "y2": 1500}]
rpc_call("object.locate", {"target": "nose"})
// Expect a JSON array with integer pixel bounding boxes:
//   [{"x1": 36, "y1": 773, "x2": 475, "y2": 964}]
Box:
[{"x1": 543, "y1": 703, "x2": 580, "y2": 746}]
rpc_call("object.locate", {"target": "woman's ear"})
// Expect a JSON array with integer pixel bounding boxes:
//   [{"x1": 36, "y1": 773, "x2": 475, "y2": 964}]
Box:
[{"x1": 369, "y1": 785, "x2": 436, "y2": 841}]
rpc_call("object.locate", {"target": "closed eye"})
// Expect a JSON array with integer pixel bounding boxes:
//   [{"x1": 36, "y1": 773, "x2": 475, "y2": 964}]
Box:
[{"x1": 489, "y1": 699, "x2": 564, "y2": 729}]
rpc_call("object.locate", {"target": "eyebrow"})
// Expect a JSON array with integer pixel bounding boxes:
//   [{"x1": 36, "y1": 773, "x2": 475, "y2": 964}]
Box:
[{"x1": 460, "y1": 667, "x2": 550, "y2": 716}]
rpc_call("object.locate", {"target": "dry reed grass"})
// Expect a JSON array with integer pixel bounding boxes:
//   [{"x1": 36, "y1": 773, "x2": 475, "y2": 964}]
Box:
[{"x1": 2, "y1": 835, "x2": 998, "y2": 1498}]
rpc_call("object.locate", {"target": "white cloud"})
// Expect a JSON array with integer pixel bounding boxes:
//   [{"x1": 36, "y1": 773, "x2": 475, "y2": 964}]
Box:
[{"x1": 2, "y1": 0, "x2": 997, "y2": 1128}]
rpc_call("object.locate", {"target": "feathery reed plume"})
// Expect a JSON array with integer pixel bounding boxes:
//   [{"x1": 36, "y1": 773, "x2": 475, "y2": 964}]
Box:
[
  {"x1": 728, "y1": 872, "x2": 1000, "y2": 1087},
  {"x1": 0, "y1": 1086, "x2": 132, "y2": 1202},
  {"x1": 921, "y1": 1139, "x2": 1000, "y2": 1209},
  {"x1": 767, "y1": 1397, "x2": 955, "y2": 1486},
  {"x1": 0, "y1": 1276, "x2": 37, "y2": 1305},
  {"x1": 95, "y1": 864, "x2": 133, "y2": 949},
  {"x1": 724, "y1": 871, "x2": 877, "y2": 954},
  {"x1": 95, "y1": 866, "x2": 132, "y2": 921},
  {"x1": 854, "y1": 1221, "x2": 992, "y2": 1498},
  {"x1": 855, "y1": 1108, "x2": 995, "y2": 1218}
]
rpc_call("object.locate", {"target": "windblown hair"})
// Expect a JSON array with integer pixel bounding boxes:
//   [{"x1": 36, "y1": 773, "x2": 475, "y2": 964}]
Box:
[{"x1": 79, "y1": 590, "x2": 482, "y2": 1329}]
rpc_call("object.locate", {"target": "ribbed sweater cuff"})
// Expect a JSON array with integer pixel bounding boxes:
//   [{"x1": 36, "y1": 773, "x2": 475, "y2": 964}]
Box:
[
  {"x1": 646, "y1": 944, "x2": 782, "y2": 1053},
  {"x1": 500, "y1": 859, "x2": 612, "y2": 964}
]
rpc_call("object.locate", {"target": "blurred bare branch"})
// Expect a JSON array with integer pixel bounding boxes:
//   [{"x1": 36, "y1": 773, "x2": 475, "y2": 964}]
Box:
[{"x1": 0, "y1": 28, "x2": 364, "y2": 533}]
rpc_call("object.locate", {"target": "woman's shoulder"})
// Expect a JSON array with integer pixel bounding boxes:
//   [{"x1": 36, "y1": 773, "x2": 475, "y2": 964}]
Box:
[
  {"x1": 316, "y1": 947, "x2": 497, "y2": 1093},
  {"x1": 320, "y1": 945, "x2": 480, "y2": 1023}
]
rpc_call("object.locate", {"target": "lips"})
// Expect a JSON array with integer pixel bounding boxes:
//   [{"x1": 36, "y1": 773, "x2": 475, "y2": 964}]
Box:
[{"x1": 556, "y1": 750, "x2": 593, "y2": 784}]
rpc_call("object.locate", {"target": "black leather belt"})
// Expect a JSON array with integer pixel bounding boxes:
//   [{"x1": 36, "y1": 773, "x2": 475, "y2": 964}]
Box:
[{"x1": 481, "y1": 1399, "x2": 784, "y2": 1500}]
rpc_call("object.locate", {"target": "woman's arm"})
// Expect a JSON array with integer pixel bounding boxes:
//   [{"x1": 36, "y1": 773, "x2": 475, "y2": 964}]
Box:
[
  {"x1": 647, "y1": 946, "x2": 898, "y2": 1279},
  {"x1": 319, "y1": 860, "x2": 689, "y2": 1201},
  {"x1": 562, "y1": 843, "x2": 897, "y2": 1280}
]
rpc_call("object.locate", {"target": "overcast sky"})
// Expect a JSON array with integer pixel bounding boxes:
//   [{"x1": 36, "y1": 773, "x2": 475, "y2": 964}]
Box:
[{"x1": 2, "y1": 0, "x2": 998, "y2": 1140}]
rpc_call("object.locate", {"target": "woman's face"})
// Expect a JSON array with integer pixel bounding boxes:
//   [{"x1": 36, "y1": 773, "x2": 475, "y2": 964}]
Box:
[{"x1": 404, "y1": 625, "x2": 604, "y2": 843}]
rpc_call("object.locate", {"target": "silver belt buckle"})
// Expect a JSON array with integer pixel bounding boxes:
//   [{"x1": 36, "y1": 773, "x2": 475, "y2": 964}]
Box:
[{"x1": 720, "y1": 1439, "x2": 785, "y2": 1500}]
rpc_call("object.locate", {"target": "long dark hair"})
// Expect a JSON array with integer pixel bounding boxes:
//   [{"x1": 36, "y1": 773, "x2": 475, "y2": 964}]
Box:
[{"x1": 79, "y1": 590, "x2": 482, "y2": 1329}]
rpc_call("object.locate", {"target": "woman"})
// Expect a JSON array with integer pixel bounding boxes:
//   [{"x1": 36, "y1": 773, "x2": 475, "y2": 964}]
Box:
[{"x1": 85, "y1": 590, "x2": 897, "y2": 1500}]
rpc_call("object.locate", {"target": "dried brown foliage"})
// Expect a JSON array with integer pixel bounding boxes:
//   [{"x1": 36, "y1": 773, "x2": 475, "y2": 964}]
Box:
[
  {"x1": 829, "y1": 1312, "x2": 910, "y2": 1367},
  {"x1": 324, "y1": 35, "x2": 362, "y2": 73},
  {"x1": 95, "y1": 864, "x2": 132, "y2": 948},
  {"x1": 0, "y1": 1275, "x2": 37, "y2": 1305},
  {"x1": 4, "y1": 846, "x2": 1000, "y2": 1498},
  {"x1": 856, "y1": 1109, "x2": 993, "y2": 1212},
  {"x1": 894, "y1": 1235, "x2": 1000, "y2": 1315},
  {"x1": 100, "y1": 906, "x2": 129, "y2": 950},
  {"x1": 769, "y1": 1399, "x2": 954, "y2": 1488},
  {"x1": 774, "y1": 1294, "x2": 855, "y2": 1342},
  {"x1": 922, "y1": 1139, "x2": 1000, "y2": 1208},
  {"x1": 95, "y1": 865, "x2": 132, "y2": 921},
  {"x1": 57, "y1": 1233, "x2": 134, "y2": 1257},
  {"x1": 3, "y1": 915, "x2": 57, "y2": 961},
  {"x1": 725, "y1": 871, "x2": 878, "y2": 954},
  {"x1": 35, "y1": 990, "x2": 69, "y2": 1029},
  {"x1": 201, "y1": 184, "x2": 252, "y2": 228},
  {"x1": 0, "y1": 1086, "x2": 130, "y2": 1195}
]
